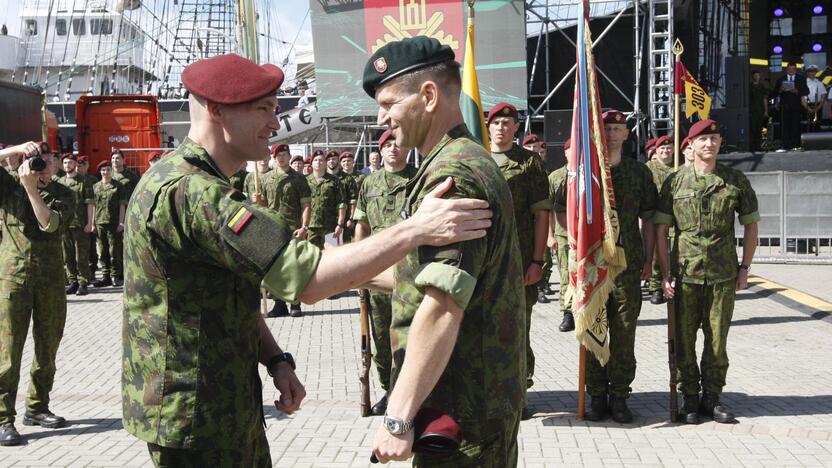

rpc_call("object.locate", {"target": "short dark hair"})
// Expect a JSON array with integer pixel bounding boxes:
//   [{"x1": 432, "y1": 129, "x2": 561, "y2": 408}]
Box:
[{"x1": 396, "y1": 60, "x2": 462, "y2": 97}]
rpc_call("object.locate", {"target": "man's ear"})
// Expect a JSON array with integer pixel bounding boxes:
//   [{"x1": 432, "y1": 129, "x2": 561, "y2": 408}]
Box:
[
  {"x1": 421, "y1": 80, "x2": 439, "y2": 113},
  {"x1": 206, "y1": 100, "x2": 224, "y2": 122}
]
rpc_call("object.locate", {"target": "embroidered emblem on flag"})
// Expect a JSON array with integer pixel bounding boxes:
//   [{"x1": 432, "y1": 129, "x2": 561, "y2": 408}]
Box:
[{"x1": 227, "y1": 207, "x2": 254, "y2": 234}]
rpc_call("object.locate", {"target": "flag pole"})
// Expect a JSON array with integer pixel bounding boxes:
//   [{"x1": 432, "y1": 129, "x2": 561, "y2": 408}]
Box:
[
  {"x1": 577, "y1": 346, "x2": 586, "y2": 419},
  {"x1": 672, "y1": 39, "x2": 684, "y2": 170}
]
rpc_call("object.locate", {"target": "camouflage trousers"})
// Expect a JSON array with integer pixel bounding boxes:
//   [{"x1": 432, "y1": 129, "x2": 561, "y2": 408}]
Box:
[
  {"x1": 0, "y1": 277, "x2": 67, "y2": 425},
  {"x1": 675, "y1": 280, "x2": 736, "y2": 395},
  {"x1": 63, "y1": 227, "x2": 92, "y2": 285},
  {"x1": 369, "y1": 291, "x2": 392, "y2": 391},
  {"x1": 96, "y1": 224, "x2": 123, "y2": 278},
  {"x1": 413, "y1": 414, "x2": 520, "y2": 468},
  {"x1": 524, "y1": 284, "x2": 537, "y2": 388},
  {"x1": 307, "y1": 228, "x2": 328, "y2": 249},
  {"x1": 586, "y1": 270, "x2": 642, "y2": 397},
  {"x1": 554, "y1": 236, "x2": 571, "y2": 313},
  {"x1": 147, "y1": 429, "x2": 270, "y2": 468},
  {"x1": 540, "y1": 247, "x2": 553, "y2": 291},
  {"x1": 88, "y1": 232, "x2": 98, "y2": 274}
]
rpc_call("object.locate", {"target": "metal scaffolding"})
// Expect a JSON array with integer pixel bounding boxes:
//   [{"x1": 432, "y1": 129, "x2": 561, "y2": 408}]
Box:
[{"x1": 648, "y1": 0, "x2": 674, "y2": 136}]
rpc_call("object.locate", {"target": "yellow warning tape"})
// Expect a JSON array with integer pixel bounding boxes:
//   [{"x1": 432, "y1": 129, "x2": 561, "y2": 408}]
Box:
[{"x1": 748, "y1": 275, "x2": 832, "y2": 312}]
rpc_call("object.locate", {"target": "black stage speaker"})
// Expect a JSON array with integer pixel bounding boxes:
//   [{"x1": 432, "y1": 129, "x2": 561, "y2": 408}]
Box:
[
  {"x1": 801, "y1": 132, "x2": 832, "y2": 150},
  {"x1": 544, "y1": 110, "x2": 572, "y2": 170},
  {"x1": 711, "y1": 107, "x2": 749, "y2": 151},
  {"x1": 724, "y1": 55, "x2": 749, "y2": 110}
]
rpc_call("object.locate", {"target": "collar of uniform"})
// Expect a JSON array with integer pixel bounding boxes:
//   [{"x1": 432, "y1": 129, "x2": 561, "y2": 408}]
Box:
[
  {"x1": 406, "y1": 123, "x2": 472, "y2": 193},
  {"x1": 179, "y1": 137, "x2": 229, "y2": 182}
]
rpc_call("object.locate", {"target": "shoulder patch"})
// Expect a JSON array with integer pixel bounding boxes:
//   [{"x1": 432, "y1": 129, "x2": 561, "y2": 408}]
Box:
[{"x1": 227, "y1": 206, "x2": 254, "y2": 234}]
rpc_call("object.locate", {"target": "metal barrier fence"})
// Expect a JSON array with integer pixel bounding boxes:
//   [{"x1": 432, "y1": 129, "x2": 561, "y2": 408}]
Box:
[{"x1": 737, "y1": 171, "x2": 832, "y2": 264}]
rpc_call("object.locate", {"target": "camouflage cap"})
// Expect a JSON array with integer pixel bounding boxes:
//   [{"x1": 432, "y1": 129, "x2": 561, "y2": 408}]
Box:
[{"x1": 362, "y1": 36, "x2": 455, "y2": 98}]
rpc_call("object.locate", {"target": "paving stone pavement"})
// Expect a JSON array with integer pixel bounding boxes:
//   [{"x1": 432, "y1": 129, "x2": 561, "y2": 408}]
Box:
[{"x1": 1, "y1": 265, "x2": 831, "y2": 467}]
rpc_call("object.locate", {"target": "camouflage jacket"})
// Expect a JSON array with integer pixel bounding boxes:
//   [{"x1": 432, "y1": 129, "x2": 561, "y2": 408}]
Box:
[
  {"x1": 58, "y1": 174, "x2": 94, "y2": 228},
  {"x1": 547, "y1": 166, "x2": 568, "y2": 239},
  {"x1": 122, "y1": 138, "x2": 321, "y2": 449},
  {"x1": 0, "y1": 169, "x2": 70, "y2": 284},
  {"x1": 229, "y1": 168, "x2": 248, "y2": 193},
  {"x1": 112, "y1": 167, "x2": 141, "y2": 200},
  {"x1": 490, "y1": 144, "x2": 551, "y2": 266},
  {"x1": 93, "y1": 180, "x2": 127, "y2": 225},
  {"x1": 354, "y1": 165, "x2": 417, "y2": 232},
  {"x1": 646, "y1": 159, "x2": 673, "y2": 190},
  {"x1": 243, "y1": 170, "x2": 271, "y2": 200},
  {"x1": 338, "y1": 171, "x2": 359, "y2": 207},
  {"x1": 307, "y1": 173, "x2": 345, "y2": 231},
  {"x1": 392, "y1": 124, "x2": 526, "y2": 423},
  {"x1": 262, "y1": 167, "x2": 311, "y2": 231},
  {"x1": 654, "y1": 163, "x2": 759, "y2": 284}
]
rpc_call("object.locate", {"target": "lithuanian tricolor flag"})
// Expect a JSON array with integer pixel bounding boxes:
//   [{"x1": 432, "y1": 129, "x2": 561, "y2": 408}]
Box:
[{"x1": 460, "y1": 4, "x2": 489, "y2": 148}]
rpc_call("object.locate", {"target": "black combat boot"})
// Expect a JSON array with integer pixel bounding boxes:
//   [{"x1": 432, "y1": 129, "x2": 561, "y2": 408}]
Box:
[
  {"x1": 609, "y1": 395, "x2": 633, "y2": 423},
  {"x1": 113, "y1": 276, "x2": 123, "y2": 287},
  {"x1": 559, "y1": 312, "x2": 575, "y2": 332},
  {"x1": 544, "y1": 284, "x2": 557, "y2": 295},
  {"x1": 682, "y1": 394, "x2": 700, "y2": 424},
  {"x1": 371, "y1": 393, "x2": 388, "y2": 416},
  {"x1": 537, "y1": 289, "x2": 550, "y2": 304},
  {"x1": 289, "y1": 303, "x2": 303, "y2": 318},
  {"x1": 0, "y1": 423, "x2": 22, "y2": 446},
  {"x1": 23, "y1": 411, "x2": 66, "y2": 429},
  {"x1": 65, "y1": 282, "x2": 79, "y2": 295},
  {"x1": 584, "y1": 394, "x2": 608, "y2": 421},
  {"x1": 700, "y1": 391, "x2": 735, "y2": 423},
  {"x1": 93, "y1": 276, "x2": 112, "y2": 287},
  {"x1": 267, "y1": 300, "x2": 289, "y2": 318},
  {"x1": 649, "y1": 290, "x2": 666, "y2": 305},
  {"x1": 76, "y1": 284, "x2": 89, "y2": 296}
]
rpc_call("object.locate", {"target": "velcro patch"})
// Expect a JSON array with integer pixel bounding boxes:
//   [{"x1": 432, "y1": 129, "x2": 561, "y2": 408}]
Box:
[{"x1": 227, "y1": 206, "x2": 254, "y2": 234}]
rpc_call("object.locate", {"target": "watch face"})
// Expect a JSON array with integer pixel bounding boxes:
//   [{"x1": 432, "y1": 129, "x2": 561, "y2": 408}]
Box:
[{"x1": 384, "y1": 417, "x2": 402, "y2": 433}]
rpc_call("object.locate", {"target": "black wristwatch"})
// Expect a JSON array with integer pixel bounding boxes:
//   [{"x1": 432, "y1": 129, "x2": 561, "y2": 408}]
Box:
[
  {"x1": 267, "y1": 352, "x2": 295, "y2": 376},
  {"x1": 738, "y1": 264, "x2": 750, "y2": 272},
  {"x1": 531, "y1": 259, "x2": 545, "y2": 267}
]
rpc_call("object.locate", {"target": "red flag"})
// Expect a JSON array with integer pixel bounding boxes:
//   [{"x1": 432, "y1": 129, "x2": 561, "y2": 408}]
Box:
[{"x1": 566, "y1": 0, "x2": 625, "y2": 364}]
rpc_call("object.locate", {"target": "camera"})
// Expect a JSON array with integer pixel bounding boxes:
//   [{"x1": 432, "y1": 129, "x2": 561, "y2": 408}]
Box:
[{"x1": 24, "y1": 141, "x2": 49, "y2": 172}]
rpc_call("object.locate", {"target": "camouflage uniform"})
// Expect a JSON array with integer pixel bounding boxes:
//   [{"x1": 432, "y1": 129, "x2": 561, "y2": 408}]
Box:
[
  {"x1": 645, "y1": 159, "x2": 674, "y2": 293},
  {"x1": 82, "y1": 173, "x2": 100, "y2": 276},
  {"x1": 0, "y1": 169, "x2": 70, "y2": 425},
  {"x1": 393, "y1": 125, "x2": 525, "y2": 466},
  {"x1": 122, "y1": 139, "x2": 321, "y2": 461},
  {"x1": 58, "y1": 173, "x2": 95, "y2": 286},
  {"x1": 93, "y1": 179, "x2": 127, "y2": 280},
  {"x1": 228, "y1": 168, "x2": 248, "y2": 193},
  {"x1": 306, "y1": 173, "x2": 345, "y2": 249},
  {"x1": 111, "y1": 167, "x2": 140, "y2": 280},
  {"x1": 262, "y1": 167, "x2": 311, "y2": 231},
  {"x1": 353, "y1": 164, "x2": 417, "y2": 392},
  {"x1": 243, "y1": 170, "x2": 271, "y2": 200},
  {"x1": 654, "y1": 164, "x2": 759, "y2": 396},
  {"x1": 338, "y1": 172, "x2": 359, "y2": 243},
  {"x1": 490, "y1": 145, "x2": 550, "y2": 388},
  {"x1": 548, "y1": 166, "x2": 572, "y2": 314}
]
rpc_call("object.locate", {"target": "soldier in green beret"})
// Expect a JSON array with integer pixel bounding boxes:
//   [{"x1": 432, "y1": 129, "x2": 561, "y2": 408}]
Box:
[
  {"x1": 655, "y1": 119, "x2": 759, "y2": 425},
  {"x1": 0, "y1": 142, "x2": 72, "y2": 446},
  {"x1": 58, "y1": 154, "x2": 95, "y2": 296},
  {"x1": 122, "y1": 53, "x2": 491, "y2": 466},
  {"x1": 363, "y1": 36, "x2": 526, "y2": 467}
]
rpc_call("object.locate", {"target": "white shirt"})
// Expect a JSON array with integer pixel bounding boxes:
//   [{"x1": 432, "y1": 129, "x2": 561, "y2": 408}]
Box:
[{"x1": 807, "y1": 77, "x2": 826, "y2": 103}]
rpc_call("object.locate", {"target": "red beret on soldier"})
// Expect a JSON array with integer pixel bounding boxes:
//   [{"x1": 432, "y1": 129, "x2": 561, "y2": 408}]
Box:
[
  {"x1": 325, "y1": 150, "x2": 339, "y2": 160},
  {"x1": 97, "y1": 160, "x2": 111, "y2": 173},
  {"x1": 312, "y1": 149, "x2": 325, "y2": 157},
  {"x1": 272, "y1": 143, "x2": 290, "y2": 155},
  {"x1": 60, "y1": 153, "x2": 76, "y2": 161},
  {"x1": 182, "y1": 53, "x2": 284, "y2": 104},
  {"x1": 687, "y1": 119, "x2": 721, "y2": 140},
  {"x1": 290, "y1": 155, "x2": 304, "y2": 165},
  {"x1": 378, "y1": 128, "x2": 394, "y2": 148},
  {"x1": 680, "y1": 137, "x2": 691, "y2": 151},
  {"x1": 76, "y1": 155, "x2": 89, "y2": 164},
  {"x1": 644, "y1": 137, "x2": 658, "y2": 154},
  {"x1": 487, "y1": 102, "x2": 518, "y2": 126},
  {"x1": 304, "y1": 155, "x2": 313, "y2": 164},
  {"x1": 653, "y1": 135, "x2": 672, "y2": 149},
  {"x1": 522, "y1": 133, "x2": 541, "y2": 146},
  {"x1": 339, "y1": 151, "x2": 354, "y2": 161},
  {"x1": 602, "y1": 109, "x2": 627, "y2": 125}
]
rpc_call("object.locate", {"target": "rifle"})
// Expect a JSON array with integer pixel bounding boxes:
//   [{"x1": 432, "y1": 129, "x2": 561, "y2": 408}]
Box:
[
  {"x1": 667, "y1": 285, "x2": 679, "y2": 422},
  {"x1": 359, "y1": 288, "x2": 372, "y2": 417}
]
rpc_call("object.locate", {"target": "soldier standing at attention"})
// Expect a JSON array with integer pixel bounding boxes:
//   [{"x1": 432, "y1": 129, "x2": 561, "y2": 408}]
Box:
[
  {"x1": 554, "y1": 110, "x2": 658, "y2": 423},
  {"x1": 548, "y1": 139, "x2": 574, "y2": 333},
  {"x1": 263, "y1": 143, "x2": 312, "y2": 318},
  {"x1": 645, "y1": 135, "x2": 674, "y2": 305},
  {"x1": 303, "y1": 154, "x2": 314, "y2": 176},
  {"x1": 121, "y1": 53, "x2": 492, "y2": 466},
  {"x1": 655, "y1": 119, "x2": 759, "y2": 425},
  {"x1": 521, "y1": 133, "x2": 547, "y2": 161},
  {"x1": 92, "y1": 161, "x2": 127, "y2": 288},
  {"x1": 338, "y1": 151, "x2": 360, "y2": 243},
  {"x1": 682, "y1": 137, "x2": 694, "y2": 164},
  {"x1": 243, "y1": 157, "x2": 271, "y2": 200},
  {"x1": 0, "y1": 142, "x2": 72, "y2": 446},
  {"x1": 76, "y1": 155, "x2": 99, "y2": 276},
  {"x1": 326, "y1": 149, "x2": 342, "y2": 177},
  {"x1": 354, "y1": 128, "x2": 417, "y2": 416},
  {"x1": 307, "y1": 151, "x2": 346, "y2": 248},
  {"x1": 522, "y1": 133, "x2": 557, "y2": 303},
  {"x1": 487, "y1": 102, "x2": 550, "y2": 417},
  {"x1": 364, "y1": 36, "x2": 526, "y2": 466},
  {"x1": 58, "y1": 154, "x2": 95, "y2": 296},
  {"x1": 110, "y1": 150, "x2": 139, "y2": 286},
  {"x1": 228, "y1": 161, "x2": 248, "y2": 193},
  {"x1": 290, "y1": 154, "x2": 304, "y2": 173}
]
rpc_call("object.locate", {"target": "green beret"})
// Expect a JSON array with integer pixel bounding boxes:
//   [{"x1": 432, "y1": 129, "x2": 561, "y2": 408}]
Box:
[{"x1": 362, "y1": 36, "x2": 456, "y2": 98}]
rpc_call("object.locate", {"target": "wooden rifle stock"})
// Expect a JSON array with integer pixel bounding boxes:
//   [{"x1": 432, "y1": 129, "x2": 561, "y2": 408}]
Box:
[
  {"x1": 667, "y1": 289, "x2": 679, "y2": 422},
  {"x1": 359, "y1": 288, "x2": 372, "y2": 417}
]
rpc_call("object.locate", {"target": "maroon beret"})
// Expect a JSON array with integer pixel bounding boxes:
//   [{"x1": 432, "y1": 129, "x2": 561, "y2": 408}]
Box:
[
  {"x1": 60, "y1": 153, "x2": 76, "y2": 161},
  {"x1": 687, "y1": 119, "x2": 721, "y2": 139},
  {"x1": 76, "y1": 155, "x2": 89, "y2": 163},
  {"x1": 304, "y1": 155, "x2": 313, "y2": 164},
  {"x1": 602, "y1": 109, "x2": 627, "y2": 124},
  {"x1": 312, "y1": 149, "x2": 325, "y2": 157},
  {"x1": 97, "y1": 161, "x2": 111, "y2": 172},
  {"x1": 147, "y1": 151, "x2": 162, "y2": 162},
  {"x1": 290, "y1": 155, "x2": 304, "y2": 164},
  {"x1": 564, "y1": 138, "x2": 571, "y2": 151},
  {"x1": 644, "y1": 137, "x2": 658, "y2": 153},
  {"x1": 413, "y1": 408, "x2": 462, "y2": 453},
  {"x1": 653, "y1": 135, "x2": 672, "y2": 149},
  {"x1": 325, "y1": 150, "x2": 339, "y2": 160},
  {"x1": 272, "y1": 143, "x2": 290, "y2": 155},
  {"x1": 680, "y1": 137, "x2": 691, "y2": 151},
  {"x1": 182, "y1": 54, "x2": 285, "y2": 104},
  {"x1": 487, "y1": 102, "x2": 518, "y2": 126},
  {"x1": 339, "y1": 151, "x2": 354, "y2": 161},
  {"x1": 378, "y1": 128, "x2": 394, "y2": 148},
  {"x1": 522, "y1": 133, "x2": 541, "y2": 146}
]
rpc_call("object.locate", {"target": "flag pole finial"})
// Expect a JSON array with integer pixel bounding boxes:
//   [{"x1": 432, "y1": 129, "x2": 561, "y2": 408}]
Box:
[{"x1": 673, "y1": 39, "x2": 684, "y2": 56}]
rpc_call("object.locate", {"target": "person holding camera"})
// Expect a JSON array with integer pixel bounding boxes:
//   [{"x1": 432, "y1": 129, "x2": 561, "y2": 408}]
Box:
[
  {"x1": 92, "y1": 161, "x2": 127, "y2": 288},
  {"x1": 0, "y1": 141, "x2": 72, "y2": 446}
]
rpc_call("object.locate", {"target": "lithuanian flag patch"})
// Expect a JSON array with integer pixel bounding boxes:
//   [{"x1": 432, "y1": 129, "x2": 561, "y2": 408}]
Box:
[{"x1": 227, "y1": 206, "x2": 254, "y2": 234}]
